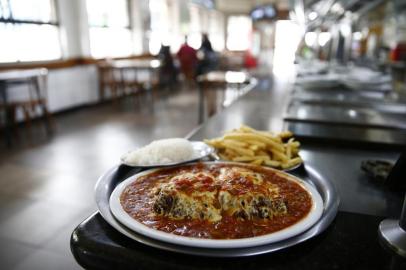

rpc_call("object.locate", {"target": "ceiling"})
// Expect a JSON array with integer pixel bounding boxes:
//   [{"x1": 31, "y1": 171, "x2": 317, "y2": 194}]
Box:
[{"x1": 215, "y1": 0, "x2": 290, "y2": 14}]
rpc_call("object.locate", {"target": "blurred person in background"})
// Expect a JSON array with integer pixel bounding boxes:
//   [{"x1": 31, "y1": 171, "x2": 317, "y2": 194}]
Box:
[
  {"x1": 196, "y1": 33, "x2": 218, "y2": 76},
  {"x1": 244, "y1": 50, "x2": 258, "y2": 69},
  {"x1": 158, "y1": 45, "x2": 178, "y2": 89},
  {"x1": 177, "y1": 36, "x2": 198, "y2": 84}
]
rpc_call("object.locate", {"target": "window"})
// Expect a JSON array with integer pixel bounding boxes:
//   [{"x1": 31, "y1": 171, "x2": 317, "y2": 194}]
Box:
[
  {"x1": 149, "y1": 0, "x2": 171, "y2": 55},
  {"x1": 188, "y1": 4, "x2": 201, "y2": 49},
  {"x1": 208, "y1": 10, "x2": 224, "y2": 51},
  {"x1": 149, "y1": 0, "x2": 182, "y2": 55},
  {"x1": 86, "y1": 0, "x2": 133, "y2": 58},
  {"x1": 0, "y1": 0, "x2": 61, "y2": 63},
  {"x1": 188, "y1": 4, "x2": 224, "y2": 51},
  {"x1": 226, "y1": 16, "x2": 252, "y2": 51},
  {"x1": 273, "y1": 20, "x2": 302, "y2": 73}
]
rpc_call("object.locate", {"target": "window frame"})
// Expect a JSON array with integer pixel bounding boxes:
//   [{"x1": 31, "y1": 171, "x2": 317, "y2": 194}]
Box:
[
  {"x1": 0, "y1": 0, "x2": 62, "y2": 63},
  {"x1": 86, "y1": 0, "x2": 134, "y2": 58},
  {"x1": 0, "y1": 0, "x2": 59, "y2": 25},
  {"x1": 86, "y1": 0, "x2": 131, "y2": 29},
  {"x1": 0, "y1": 18, "x2": 58, "y2": 26}
]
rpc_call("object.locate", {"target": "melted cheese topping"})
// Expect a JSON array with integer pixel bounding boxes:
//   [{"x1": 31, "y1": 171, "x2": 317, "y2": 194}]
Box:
[{"x1": 153, "y1": 166, "x2": 287, "y2": 222}]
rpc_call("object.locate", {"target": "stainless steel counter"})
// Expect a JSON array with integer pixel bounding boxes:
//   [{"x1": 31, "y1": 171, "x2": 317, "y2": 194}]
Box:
[
  {"x1": 188, "y1": 79, "x2": 403, "y2": 217},
  {"x1": 285, "y1": 102, "x2": 406, "y2": 130},
  {"x1": 283, "y1": 85, "x2": 406, "y2": 146}
]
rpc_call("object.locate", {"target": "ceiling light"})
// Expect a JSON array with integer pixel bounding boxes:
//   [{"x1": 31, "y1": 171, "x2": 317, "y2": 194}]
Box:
[
  {"x1": 318, "y1": 32, "x2": 331, "y2": 47},
  {"x1": 308, "y1": 11, "x2": 318, "y2": 21},
  {"x1": 304, "y1": 32, "x2": 317, "y2": 47},
  {"x1": 353, "y1": 32, "x2": 363, "y2": 40}
]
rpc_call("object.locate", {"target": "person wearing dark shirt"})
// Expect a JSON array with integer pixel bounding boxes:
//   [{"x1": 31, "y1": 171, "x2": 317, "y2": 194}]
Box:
[
  {"x1": 158, "y1": 45, "x2": 178, "y2": 88},
  {"x1": 196, "y1": 33, "x2": 218, "y2": 76},
  {"x1": 201, "y1": 33, "x2": 213, "y2": 52}
]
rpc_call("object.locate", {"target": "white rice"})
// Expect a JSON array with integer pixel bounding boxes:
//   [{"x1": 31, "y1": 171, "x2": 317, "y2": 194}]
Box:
[{"x1": 123, "y1": 138, "x2": 196, "y2": 166}]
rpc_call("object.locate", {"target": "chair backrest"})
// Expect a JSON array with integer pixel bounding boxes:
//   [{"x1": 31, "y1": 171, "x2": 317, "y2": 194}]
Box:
[
  {"x1": 0, "y1": 68, "x2": 49, "y2": 105},
  {"x1": 33, "y1": 68, "x2": 48, "y2": 101},
  {"x1": 97, "y1": 62, "x2": 117, "y2": 84}
]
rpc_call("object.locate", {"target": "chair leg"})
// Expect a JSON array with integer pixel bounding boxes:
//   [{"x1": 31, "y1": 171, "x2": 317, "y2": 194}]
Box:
[
  {"x1": 9, "y1": 105, "x2": 20, "y2": 141},
  {"x1": 32, "y1": 76, "x2": 54, "y2": 137},
  {"x1": 0, "y1": 105, "x2": 15, "y2": 147},
  {"x1": 133, "y1": 89, "x2": 141, "y2": 110},
  {"x1": 152, "y1": 84, "x2": 159, "y2": 104},
  {"x1": 40, "y1": 100, "x2": 55, "y2": 136},
  {"x1": 22, "y1": 105, "x2": 33, "y2": 141},
  {"x1": 206, "y1": 90, "x2": 217, "y2": 117},
  {"x1": 111, "y1": 85, "x2": 119, "y2": 106}
]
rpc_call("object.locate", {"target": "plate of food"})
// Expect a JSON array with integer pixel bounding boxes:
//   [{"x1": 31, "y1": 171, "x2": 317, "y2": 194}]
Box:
[
  {"x1": 121, "y1": 138, "x2": 215, "y2": 168},
  {"x1": 109, "y1": 162, "x2": 323, "y2": 249},
  {"x1": 204, "y1": 125, "x2": 303, "y2": 171}
]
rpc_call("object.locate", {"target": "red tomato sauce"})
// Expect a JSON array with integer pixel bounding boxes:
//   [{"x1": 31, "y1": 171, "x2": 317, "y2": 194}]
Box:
[{"x1": 120, "y1": 163, "x2": 312, "y2": 239}]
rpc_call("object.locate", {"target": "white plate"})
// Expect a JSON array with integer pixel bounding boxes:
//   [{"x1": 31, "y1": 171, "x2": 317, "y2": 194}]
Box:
[
  {"x1": 109, "y1": 162, "x2": 324, "y2": 249},
  {"x1": 120, "y1": 141, "x2": 215, "y2": 168}
]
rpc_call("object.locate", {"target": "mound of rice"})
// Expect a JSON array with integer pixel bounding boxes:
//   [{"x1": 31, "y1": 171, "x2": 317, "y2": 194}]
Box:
[{"x1": 123, "y1": 138, "x2": 196, "y2": 166}]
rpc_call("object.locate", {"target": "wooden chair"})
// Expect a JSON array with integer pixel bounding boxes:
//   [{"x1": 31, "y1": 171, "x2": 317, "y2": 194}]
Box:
[
  {"x1": 117, "y1": 60, "x2": 161, "y2": 107},
  {"x1": 197, "y1": 71, "x2": 250, "y2": 124},
  {"x1": 0, "y1": 69, "x2": 54, "y2": 142},
  {"x1": 97, "y1": 61, "x2": 151, "y2": 106},
  {"x1": 97, "y1": 62, "x2": 122, "y2": 104}
]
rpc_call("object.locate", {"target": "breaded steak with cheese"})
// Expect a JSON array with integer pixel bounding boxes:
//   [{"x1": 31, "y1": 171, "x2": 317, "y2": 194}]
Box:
[{"x1": 153, "y1": 167, "x2": 287, "y2": 222}]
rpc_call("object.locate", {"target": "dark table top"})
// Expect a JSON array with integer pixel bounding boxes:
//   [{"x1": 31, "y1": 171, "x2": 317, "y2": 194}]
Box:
[
  {"x1": 71, "y1": 211, "x2": 406, "y2": 270},
  {"x1": 70, "y1": 75, "x2": 406, "y2": 269}
]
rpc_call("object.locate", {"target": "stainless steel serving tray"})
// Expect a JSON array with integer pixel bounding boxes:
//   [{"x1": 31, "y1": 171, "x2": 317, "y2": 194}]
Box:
[
  {"x1": 284, "y1": 102, "x2": 406, "y2": 130},
  {"x1": 94, "y1": 162, "x2": 339, "y2": 257}
]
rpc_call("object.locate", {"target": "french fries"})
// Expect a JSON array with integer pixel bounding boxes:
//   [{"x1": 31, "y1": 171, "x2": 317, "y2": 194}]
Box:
[{"x1": 204, "y1": 125, "x2": 302, "y2": 169}]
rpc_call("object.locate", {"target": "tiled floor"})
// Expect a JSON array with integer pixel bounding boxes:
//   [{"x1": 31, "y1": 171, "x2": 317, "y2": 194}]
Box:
[{"x1": 0, "y1": 87, "x2": 204, "y2": 269}]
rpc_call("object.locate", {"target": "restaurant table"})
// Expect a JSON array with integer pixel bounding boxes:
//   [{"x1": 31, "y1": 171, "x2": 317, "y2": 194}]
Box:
[
  {"x1": 0, "y1": 68, "x2": 50, "y2": 146},
  {"x1": 197, "y1": 71, "x2": 255, "y2": 124},
  {"x1": 71, "y1": 78, "x2": 406, "y2": 269},
  {"x1": 98, "y1": 59, "x2": 161, "y2": 101},
  {"x1": 110, "y1": 59, "x2": 161, "y2": 70}
]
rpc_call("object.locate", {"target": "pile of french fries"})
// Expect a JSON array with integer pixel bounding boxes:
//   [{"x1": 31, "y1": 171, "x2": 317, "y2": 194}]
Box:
[{"x1": 204, "y1": 125, "x2": 302, "y2": 169}]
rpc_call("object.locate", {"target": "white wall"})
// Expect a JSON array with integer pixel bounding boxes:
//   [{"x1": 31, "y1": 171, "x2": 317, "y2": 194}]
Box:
[
  {"x1": 6, "y1": 65, "x2": 99, "y2": 122},
  {"x1": 47, "y1": 66, "x2": 99, "y2": 112}
]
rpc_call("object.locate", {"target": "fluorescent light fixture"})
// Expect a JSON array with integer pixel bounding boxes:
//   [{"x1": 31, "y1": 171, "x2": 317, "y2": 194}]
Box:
[
  {"x1": 318, "y1": 32, "x2": 331, "y2": 47},
  {"x1": 353, "y1": 32, "x2": 363, "y2": 40},
  {"x1": 308, "y1": 11, "x2": 318, "y2": 21},
  {"x1": 304, "y1": 32, "x2": 317, "y2": 47},
  {"x1": 340, "y1": 24, "x2": 351, "y2": 37},
  {"x1": 331, "y1": 3, "x2": 344, "y2": 13}
]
